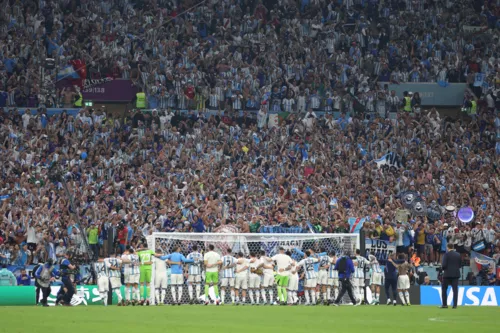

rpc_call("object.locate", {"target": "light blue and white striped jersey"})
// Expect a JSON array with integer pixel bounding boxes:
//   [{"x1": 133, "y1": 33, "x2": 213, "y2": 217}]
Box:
[
  {"x1": 187, "y1": 252, "x2": 203, "y2": 275},
  {"x1": 221, "y1": 255, "x2": 238, "y2": 278},
  {"x1": 122, "y1": 254, "x2": 140, "y2": 275},
  {"x1": 354, "y1": 256, "x2": 370, "y2": 278},
  {"x1": 328, "y1": 257, "x2": 338, "y2": 279},
  {"x1": 318, "y1": 255, "x2": 330, "y2": 270},
  {"x1": 106, "y1": 258, "x2": 122, "y2": 278},
  {"x1": 95, "y1": 261, "x2": 109, "y2": 278},
  {"x1": 298, "y1": 257, "x2": 318, "y2": 280},
  {"x1": 369, "y1": 255, "x2": 383, "y2": 273}
]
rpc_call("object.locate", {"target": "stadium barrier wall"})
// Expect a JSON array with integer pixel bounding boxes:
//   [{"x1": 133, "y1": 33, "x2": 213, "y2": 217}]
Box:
[
  {"x1": 0, "y1": 286, "x2": 36, "y2": 305},
  {"x1": 378, "y1": 83, "x2": 466, "y2": 106},
  {"x1": 420, "y1": 286, "x2": 500, "y2": 306},
  {"x1": 377, "y1": 285, "x2": 421, "y2": 305},
  {"x1": 0, "y1": 285, "x2": 115, "y2": 306}
]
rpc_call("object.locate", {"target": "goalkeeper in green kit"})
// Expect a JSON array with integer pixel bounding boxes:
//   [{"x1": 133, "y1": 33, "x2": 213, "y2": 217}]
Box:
[{"x1": 137, "y1": 245, "x2": 155, "y2": 302}]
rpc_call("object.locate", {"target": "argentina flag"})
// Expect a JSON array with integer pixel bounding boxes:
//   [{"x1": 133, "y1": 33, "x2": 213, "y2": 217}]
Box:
[{"x1": 374, "y1": 151, "x2": 403, "y2": 169}]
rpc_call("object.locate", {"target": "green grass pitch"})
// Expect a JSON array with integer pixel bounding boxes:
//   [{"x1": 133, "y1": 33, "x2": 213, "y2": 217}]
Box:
[{"x1": 0, "y1": 306, "x2": 497, "y2": 333}]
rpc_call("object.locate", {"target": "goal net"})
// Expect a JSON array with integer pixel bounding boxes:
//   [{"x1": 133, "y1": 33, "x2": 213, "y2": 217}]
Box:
[{"x1": 147, "y1": 233, "x2": 359, "y2": 306}]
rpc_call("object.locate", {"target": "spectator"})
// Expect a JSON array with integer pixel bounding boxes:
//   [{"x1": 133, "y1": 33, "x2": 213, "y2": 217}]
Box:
[
  {"x1": 16, "y1": 268, "x2": 31, "y2": 286},
  {"x1": 0, "y1": 264, "x2": 17, "y2": 286}
]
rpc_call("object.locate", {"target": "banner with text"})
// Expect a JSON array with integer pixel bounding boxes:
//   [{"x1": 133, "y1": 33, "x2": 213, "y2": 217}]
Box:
[
  {"x1": 40, "y1": 285, "x2": 106, "y2": 306},
  {"x1": 421, "y1": 286, "x2": 500, "y2": 306},
  {"x1": 365, "y1": 239, "x2": 396, "y2": 265},
  {"x1": 56, "y1": 79, "x2": 138, "y2": 102},
  {"x1": 82, "y1": 79, "x2": 138, "y2": 102}
]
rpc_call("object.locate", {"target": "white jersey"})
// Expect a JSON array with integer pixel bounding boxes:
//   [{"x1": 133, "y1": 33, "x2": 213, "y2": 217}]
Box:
[
  {"x1": 122, "y1": 254, "x2": 140, "y2": 275},
  {"x1": 95, "y1": 261, "x2": 109, "y2": 279},
  {"x1": 236, "y1": 258, "x2": 249, "y2": 276},
  {"x1": 204, "y1": 251, "x2": 221, "y2": 273},
  {"x1": 298, "y1": 257, "x2": 319, "y2": 280},
  {"x1": 261, "y1": 256, "x2": 274, "y2": 276},
  {"x1": 318, "y1": 255, "x2": 330, "y2": 270},
  {"x1": 154, "y1": 256, "x2": 167, "y2": 274},
  {"x1": 271, "y1": 253, "x2": 293, "y2": 276},
  {"x1": 354, "y1": 255, "x2": 370, "y2": 278},
  {"x1": 221, "y1": 255, "x2": 238, "y2": 278},
  {"x1": 328, "y1": 257, "x2": 338, "y2": 279},
  {"x1": 249, "y1": 257, "x2": 262, "y2": 273},
  {"x1": 368, "y1": 255, "x2": 383, "y2": 273},
  {"x1": 187, "y1": 251, "x2": 203, "y2": 275},
  {"x1": 290, "y1": 260, "x2": 299, "y2": 277},
  {"x1": 106, "y1": 257, "x2": 122, "y2": 278}
]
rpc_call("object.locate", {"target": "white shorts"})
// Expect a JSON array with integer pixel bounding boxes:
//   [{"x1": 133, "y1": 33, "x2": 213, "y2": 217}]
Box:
[
  {"x1": 371, "y1": 272, "x2": 383, "y2": 286},
  {"x1": 249, "y1": 274, "x2": 261, "y2": 289},
  {"x1": 288, "y1": 275, "x2": 298, "y2": 291},
  {"x1": 98, "y1": 276, "x2": 109, "y2": 292},
  {"x1": 235, "y1": 275, "x2": 248, "y2": 290},
  {"x1": 318, "y1": 270, "x2": 328, "y2": 285},
  {"x1": 109, "y1": 277, "x2": 122, "y2": 289},
  {"x1": 327, "y1": 278, "x2": 339, "y2": 287},
  {"x1": 397, "y1": 275, "x2": 410, "y2": 290},
  {"x1": 125, "y1": 274, "x2": 140, "y2": 285},
  {"x1": 304, "y1": 278, "x2": 317, "y2": 288},
  {"x1": 220, "y1": 277, "x2": 235, "y2": 288},
  {"x1": 187, "y1": 275, "x2": 202, "y2": 284},
  {"x1": 353, "y1": 277, "x2": 365, "y2": 287},
  {"x1": 262, "y1": 274, "x2": 274, "y2": 288},
  {"x1": 155, "y1": 274, "x2": 168, "y2": 289},
  {"x1": 171, "y1": 274, "x2": 184, "y2": 285}
]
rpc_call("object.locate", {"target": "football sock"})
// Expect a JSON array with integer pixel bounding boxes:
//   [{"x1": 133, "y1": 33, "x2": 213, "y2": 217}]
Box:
[
  {"x1": 188, "y1": 285, "x2": 194, "y2": 300},
  {"x1": 399, "y1": 292, "x2": 406, "y2": 305},
  {"x1": 100, "y1": 293, "x2": 107, "y2": 306},
  {"x1": 160, "y1": 289, "x2": 166, "y2": 304},
  {"x1": 178, "y1": 286, "x2": 183, "y2": 302},
  {"x1": 404, "y1": 291, "x2": 410, "y2": 304},
  {"x1": 171, "y1": 287, "x2": 177, "y2": 303},
  {"x1": 115, "y1": 289, "x2": 123, "y2": 302},
  {"x1": 125, "y1": 287, "x2": 130, "y2": 301}
]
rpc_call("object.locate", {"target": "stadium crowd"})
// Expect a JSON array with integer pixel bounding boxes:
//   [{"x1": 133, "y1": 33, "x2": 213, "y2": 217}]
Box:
[
  {"x1": 0, "y1": 0, "x2": 500, "y2": 275},
  {"x1": 1, "y1": 0, "x2": 500, "y2": 110}
]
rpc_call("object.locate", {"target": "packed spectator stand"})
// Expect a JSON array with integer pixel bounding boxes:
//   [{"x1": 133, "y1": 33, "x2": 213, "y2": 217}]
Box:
[{"x1": 0, "y1": 0, "x2": 499, "y2": 287}]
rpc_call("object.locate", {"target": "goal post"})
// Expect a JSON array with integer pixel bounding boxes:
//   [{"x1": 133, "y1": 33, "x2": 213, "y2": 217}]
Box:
[{"x1": 147, "y1": 232, "x2": 359, "y2": 305}]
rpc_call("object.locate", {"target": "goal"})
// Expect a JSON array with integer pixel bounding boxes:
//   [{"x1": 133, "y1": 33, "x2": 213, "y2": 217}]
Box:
[{"x1": 147, "y1": 232, "x2": 359, "y2": 305}]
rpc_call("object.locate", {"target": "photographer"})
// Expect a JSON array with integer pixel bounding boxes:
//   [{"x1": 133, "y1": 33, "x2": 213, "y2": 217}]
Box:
[
  {"x1": 34, "y1": 259, "x2": 60, "y2": 306},
  {"x1": 59, "y1": 251, "x2": 77, "y2": 306}
]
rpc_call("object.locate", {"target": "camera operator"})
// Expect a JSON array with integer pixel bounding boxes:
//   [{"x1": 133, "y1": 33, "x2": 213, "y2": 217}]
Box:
[
  {"x1": 59, "y1": 251, "x2": 77, "y2": 306},
  {"x1": 34, "y1": 259, "x2": 60, "y2": 306}
]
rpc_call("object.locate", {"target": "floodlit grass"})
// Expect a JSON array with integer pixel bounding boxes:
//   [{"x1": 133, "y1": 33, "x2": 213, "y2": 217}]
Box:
[{"x1": 0, "y1": 305, "x2": 498, "y2": 333}]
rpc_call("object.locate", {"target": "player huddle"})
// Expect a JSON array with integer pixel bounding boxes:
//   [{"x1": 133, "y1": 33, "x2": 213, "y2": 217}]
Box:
[
  {"x1": 94, "y1": 246, "x2": 155, "y2": 306},
  {"x1": 92, "y1": 244, "x2": 387, "y2": 306}
]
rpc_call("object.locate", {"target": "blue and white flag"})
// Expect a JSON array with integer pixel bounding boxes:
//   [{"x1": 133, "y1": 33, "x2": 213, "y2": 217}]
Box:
[
  {"x1": 374, "y1": 151, "x2": 403, "y2": 169},
  {"x1": 57, "y1": 65, "x2": 80, "y2": 80}
]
